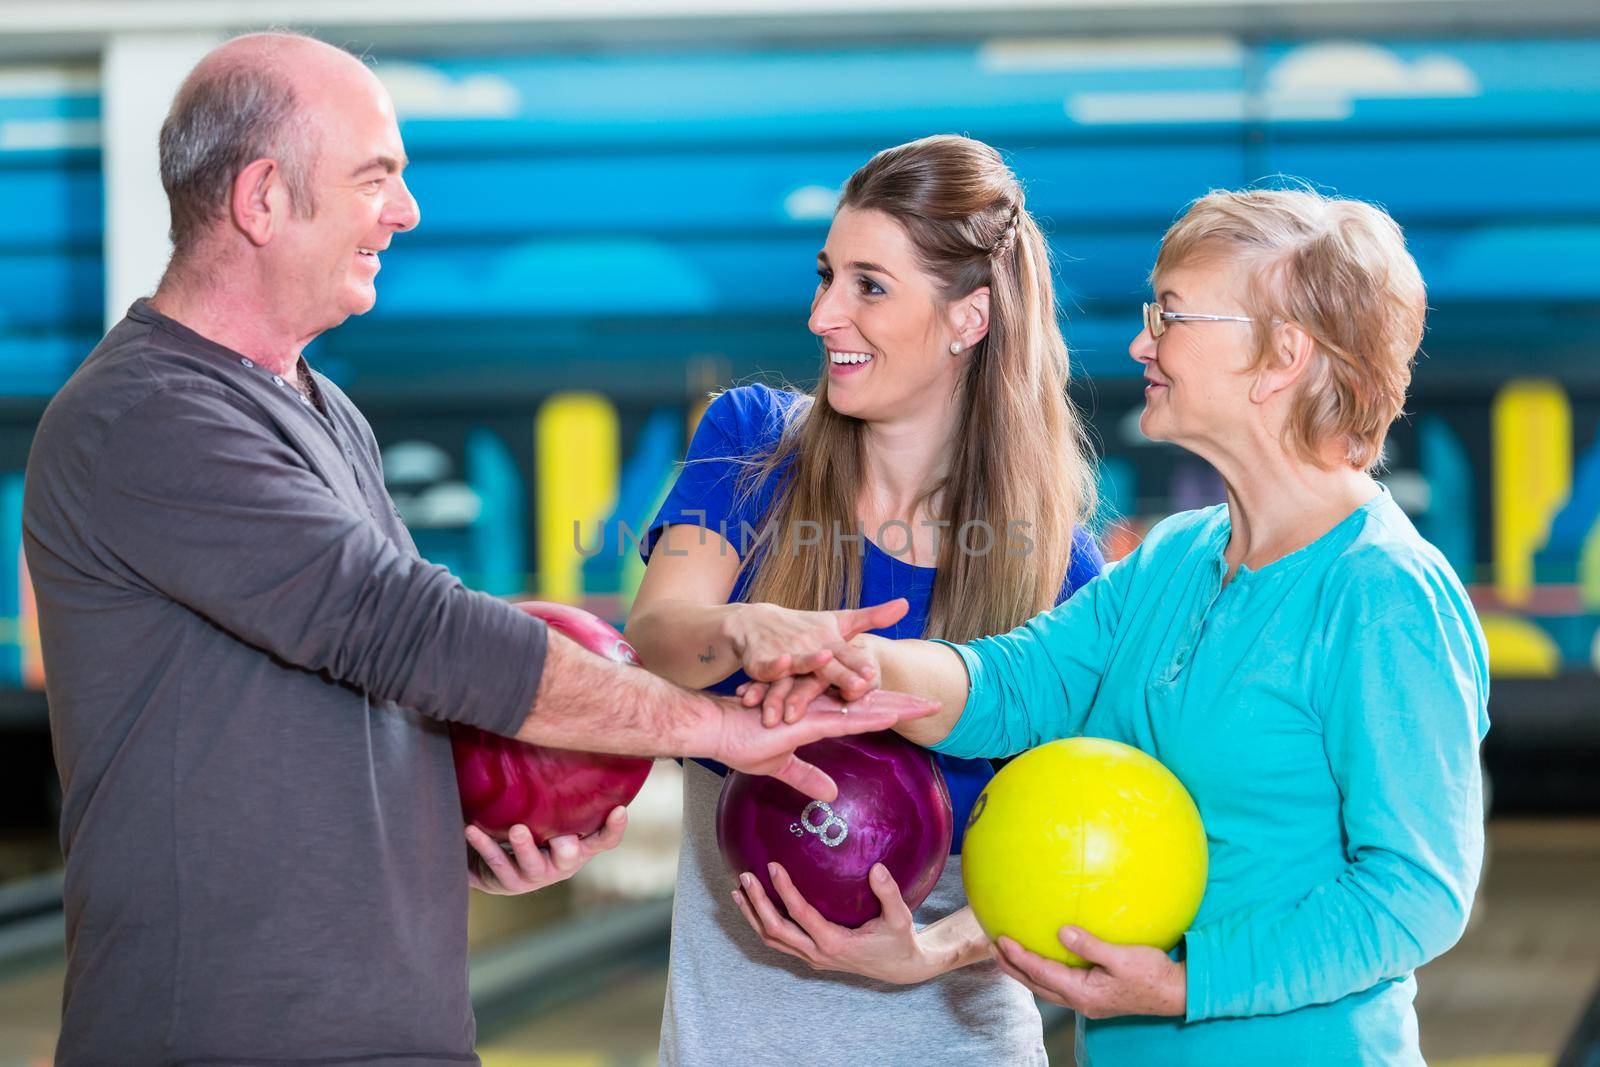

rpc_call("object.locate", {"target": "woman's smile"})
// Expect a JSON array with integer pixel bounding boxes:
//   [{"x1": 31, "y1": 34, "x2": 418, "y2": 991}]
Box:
[{"x1": 828, "y1": 349, "x2": 876, "y2": 377}]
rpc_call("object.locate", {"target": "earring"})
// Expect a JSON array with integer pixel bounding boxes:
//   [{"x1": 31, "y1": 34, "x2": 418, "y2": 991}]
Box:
[{"x1": 949, "y1": 341, "x2": 963, "y2": 355}]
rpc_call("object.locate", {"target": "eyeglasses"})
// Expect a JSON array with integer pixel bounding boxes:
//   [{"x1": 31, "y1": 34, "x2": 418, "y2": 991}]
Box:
[{"x1": 1142, "y1": 302, "x2": 1254, "y2": 340}]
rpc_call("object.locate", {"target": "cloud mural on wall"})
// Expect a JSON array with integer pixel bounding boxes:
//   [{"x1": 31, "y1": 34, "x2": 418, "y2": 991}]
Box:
[
  {"x1": 0, "y1": 118, "x2": 99, "y2": 151},
  {"x1": 0, "y1": 65, "x2": 98, "y2": 97},
  {"x1": 1069, "y1": 90, "x2": 1277, "y2": 125},
  {"x1": 0, "y1": 63, "x2": 100, "y2": 153},
  {"x1": 979, "y1": 36, "x2": 1245, "y2": 73},
  {"x1": 404, "y1": 483, "x2": 483, "y2": 528},
  {"x1": 374, "y1": 62, "x2": 521, "y2": 119},
  {"x1": 382, "y1": 440, "x2": 453, "y2": 485},
  {"x1": 1266, "y1": 42, "x2": 1479, "y2": 102},
  {"x1": 1066, "y1": 42, "x2": 1481, "y2": 125},
  {"x1": 783, "y1": 184, "x2": 840, "y2": 222}
]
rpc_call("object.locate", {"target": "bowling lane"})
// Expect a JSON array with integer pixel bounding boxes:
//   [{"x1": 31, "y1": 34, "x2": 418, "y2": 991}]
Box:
[
  {"x1": 480, "y1": 967, "x2": 665, "y2": 1067},
  {"x1": 0, "y1": 954, "x2": 61, "y2": 1067},
  {"x1": 1411, "y1": 818, "x2": 1600, "y2": 1061}
]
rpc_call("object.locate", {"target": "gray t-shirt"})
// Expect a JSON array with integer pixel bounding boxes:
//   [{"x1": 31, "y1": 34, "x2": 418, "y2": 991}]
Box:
[
  {"x1": 24, "y1": 301, "x2": 548, "y2": 1066},
  {"x1": 660, "y1": 760, "x2": 1046, "y2": 1067}
]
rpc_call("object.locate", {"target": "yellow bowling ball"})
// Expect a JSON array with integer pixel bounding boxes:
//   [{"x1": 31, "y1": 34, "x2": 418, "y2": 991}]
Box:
[{"x1": 962, "y1": 736, "x2": 1207, "y2": 967}]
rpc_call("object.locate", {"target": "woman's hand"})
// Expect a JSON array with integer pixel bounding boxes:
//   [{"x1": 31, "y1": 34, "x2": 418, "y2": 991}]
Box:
[
  {"x1": 737, "y1": 635, "x2": 970, "y2": 752},
  {"x1": 731, "y1": 860, "x2": 949, "y2": 985},
  {"x1": 736, "y1": 633, "x2": 887, "y2": 727},
  {"x1": 465, "y1": 806, "x2": 628, "y2": 894},
  {"x1": 992, "y1": 927, "x2": 1187, "y2": 1019},
  {"x1": 722, "y1": 600, "x2": 908, "y2": 724}
]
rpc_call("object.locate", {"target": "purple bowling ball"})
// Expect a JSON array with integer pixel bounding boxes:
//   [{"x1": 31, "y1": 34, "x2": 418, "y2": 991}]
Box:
[{"x1": 716, "y1": 730, "x2": 953, "y2": 929}]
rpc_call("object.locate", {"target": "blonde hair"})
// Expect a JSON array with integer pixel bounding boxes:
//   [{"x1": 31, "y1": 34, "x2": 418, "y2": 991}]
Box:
[
  {"x1": 1153, "y1": 186, "x2": 1426, "y2": 470},
  {"x1": 737, "y1": 135, "x2": 1097, "y2": 643}
]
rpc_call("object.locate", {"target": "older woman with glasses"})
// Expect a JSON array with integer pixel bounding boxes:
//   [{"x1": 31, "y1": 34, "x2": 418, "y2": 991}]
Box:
[{"x1": 733, "y1": 187, "x2": 1489, "y2": 1065}]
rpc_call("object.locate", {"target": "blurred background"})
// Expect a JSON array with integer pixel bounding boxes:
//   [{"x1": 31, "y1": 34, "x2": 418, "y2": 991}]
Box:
[{"x1": 1, "y1": 1, "x2": 1598, "y2": 1064}]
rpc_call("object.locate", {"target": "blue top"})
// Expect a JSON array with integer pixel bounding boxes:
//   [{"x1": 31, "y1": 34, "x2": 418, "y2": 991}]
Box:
[
  {"x1": 645, "y1": 383, "x2": 1105, "y2": 851},
  {"x1": 934, "y1": 489, "x2": 1490, "y2": 1065}
]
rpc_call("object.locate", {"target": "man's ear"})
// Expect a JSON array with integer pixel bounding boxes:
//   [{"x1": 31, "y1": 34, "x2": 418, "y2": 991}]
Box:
[{"x1": 230, "y1": 157, "x2": 283, "y2": 247}]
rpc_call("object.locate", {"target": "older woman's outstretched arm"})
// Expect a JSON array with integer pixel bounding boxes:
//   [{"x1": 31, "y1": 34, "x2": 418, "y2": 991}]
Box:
[
  {"x1": 740, "y1": 526, "x2": 1141, "y2": 752},
  {"x1": 863, "y1": 547, "x2": 1136, "y2": 756}
]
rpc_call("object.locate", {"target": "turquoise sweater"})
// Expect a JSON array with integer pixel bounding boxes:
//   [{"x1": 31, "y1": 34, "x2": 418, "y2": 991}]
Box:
[{"x1": 933, "y1": 490, "x2": 1489, "y2": 1066}]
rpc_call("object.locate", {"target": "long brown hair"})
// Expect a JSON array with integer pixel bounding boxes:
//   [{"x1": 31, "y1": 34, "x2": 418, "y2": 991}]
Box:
[{"x1": 739, "y1": 134, "x2": 1096, "y2": 642}]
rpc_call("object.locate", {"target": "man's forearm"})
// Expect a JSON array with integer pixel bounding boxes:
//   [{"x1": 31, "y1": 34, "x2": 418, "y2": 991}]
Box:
[
  {"x1": 863, "y1": 635, "x2": 969, "y2": 747},
  {"x1": 511, "y1": 631, "x2": 945, "y2": 803},
  {"x1": 513, "y1": 630, "x2": 718, "y2": 757}
]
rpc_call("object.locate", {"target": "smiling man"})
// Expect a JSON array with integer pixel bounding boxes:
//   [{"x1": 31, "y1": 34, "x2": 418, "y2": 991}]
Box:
[{"x1": 22, "y1": 32, "x2": 933, "y2": 1067}]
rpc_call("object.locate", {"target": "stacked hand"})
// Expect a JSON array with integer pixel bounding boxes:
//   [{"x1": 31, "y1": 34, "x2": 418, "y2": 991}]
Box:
[
  {"x1": 707, "y1": 688, "x2": 937, "y2": 801},
  {"x1": 722, "y1": 598, "x2": 907, "y2": 724}
]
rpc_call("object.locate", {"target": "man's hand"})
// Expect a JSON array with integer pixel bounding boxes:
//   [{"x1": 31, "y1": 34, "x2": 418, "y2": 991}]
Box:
[
  {"x1": 465, "y1": 806, "x2": 628, "y2": 895},
  {"x1": 736, "y1": 632, "x2": 888, "y2": 728},
  {"x1": 706, "y1": 689, "x2": 939, "y2": 801},
  {"x1": 992, "y1": 926, "x2": 1187, "y2": 1019}
]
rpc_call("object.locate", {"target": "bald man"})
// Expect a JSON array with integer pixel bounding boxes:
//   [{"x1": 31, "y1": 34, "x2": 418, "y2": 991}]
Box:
[{"x1": 23, "y1": 33, "x2": 927, "y2": 1066}]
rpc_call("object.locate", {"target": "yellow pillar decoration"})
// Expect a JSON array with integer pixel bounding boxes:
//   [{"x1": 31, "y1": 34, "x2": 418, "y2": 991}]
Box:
[
  {"x1": 1492, "y1": 379, "x2": 1571, "y2": 605},
  {"x1": 1478, "y1": 613, "x2": 1561, "y2": 679},
  {"x1": 535, "y1": 393, "x2": 619, "y2": 604}
]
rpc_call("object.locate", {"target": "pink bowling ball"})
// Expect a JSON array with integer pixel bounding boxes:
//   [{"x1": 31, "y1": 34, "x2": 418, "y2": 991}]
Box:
[{"x1": 451, "y1": 601, "x2": 653, "y2": 844}]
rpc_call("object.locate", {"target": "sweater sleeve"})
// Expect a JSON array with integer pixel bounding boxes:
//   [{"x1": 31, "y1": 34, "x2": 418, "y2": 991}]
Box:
[
  {"x1": 929, "y1": 550, "x2": 1134, "y2": 759},
  {"x1": 87, "y1": 385, "x2": 546, "y2": 736},
  {"x1": 1183, "y1": 595, "x2": 1489, "y2": 1021}
]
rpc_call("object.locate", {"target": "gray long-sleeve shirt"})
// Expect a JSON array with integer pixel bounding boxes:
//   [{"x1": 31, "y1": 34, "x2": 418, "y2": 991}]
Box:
[{"x1": 23, "y1": 300, "x2": 548, "y2": 1066}]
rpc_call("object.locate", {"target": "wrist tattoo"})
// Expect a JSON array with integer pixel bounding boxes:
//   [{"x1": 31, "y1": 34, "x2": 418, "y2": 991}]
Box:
[{"x1": 697, "y1": 644, "x2": 718, "y2": 664}]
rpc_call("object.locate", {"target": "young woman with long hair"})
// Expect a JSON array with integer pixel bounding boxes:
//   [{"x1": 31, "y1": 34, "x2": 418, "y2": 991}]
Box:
[{"x1": 626, "y1": 134, "x2": 1103, "y2": 1064}]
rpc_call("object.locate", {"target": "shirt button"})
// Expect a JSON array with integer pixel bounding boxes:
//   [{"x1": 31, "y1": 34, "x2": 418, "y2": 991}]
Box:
[
  {"x1": 271, "y1": 375, "x2": 285, "y2": 386},
  {"x1": 240, "y1": 357, "x2": 254, "y2": 368}
]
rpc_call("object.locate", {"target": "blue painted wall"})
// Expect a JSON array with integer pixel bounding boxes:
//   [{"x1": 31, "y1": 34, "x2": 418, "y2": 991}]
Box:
[
  {"x1": 2, "y1": 38, "x2": 1598, "y2": 396},
  {"x1": 2, "y1": 36, "x2": 1599, "y2": 684}
]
